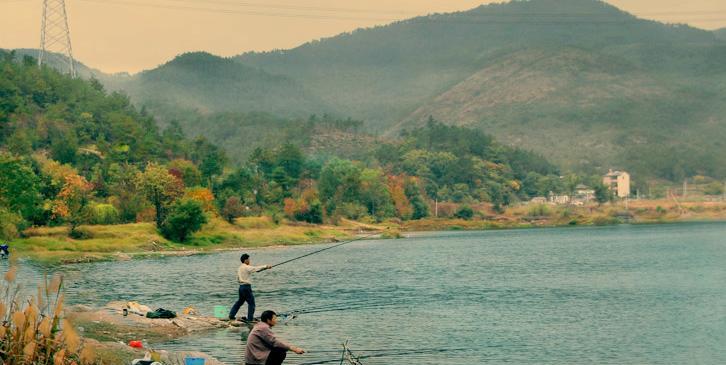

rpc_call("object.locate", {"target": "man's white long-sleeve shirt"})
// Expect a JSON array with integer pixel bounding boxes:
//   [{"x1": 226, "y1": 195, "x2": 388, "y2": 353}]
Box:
[{"x1": 237, "y1": 263, "x2": 267, "y2": 285}]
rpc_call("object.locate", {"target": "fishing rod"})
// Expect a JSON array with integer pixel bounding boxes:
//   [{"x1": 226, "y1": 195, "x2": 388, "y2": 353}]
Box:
[
  {"x1": 269, "y1": 228, "x2": 388, "y2": 269},
  {"x1": 293, "y1": 347, "x2": 470, "y2": 365}
]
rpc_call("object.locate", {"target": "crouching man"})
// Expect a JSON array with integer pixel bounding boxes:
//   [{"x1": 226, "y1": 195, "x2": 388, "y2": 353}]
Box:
[{"x1": 245, "y1": 310, "x2": 305, "y2": 365}]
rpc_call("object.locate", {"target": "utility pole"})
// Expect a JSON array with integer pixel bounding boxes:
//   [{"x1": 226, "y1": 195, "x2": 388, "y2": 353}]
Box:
[{"x1": 38, "y1": 0, "x2": 76, "y2": 77}]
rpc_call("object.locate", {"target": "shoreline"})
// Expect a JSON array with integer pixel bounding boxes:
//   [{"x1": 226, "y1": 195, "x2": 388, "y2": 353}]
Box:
[{"x1": 10, "y1": 201, "x2": 726, "y2": 265}]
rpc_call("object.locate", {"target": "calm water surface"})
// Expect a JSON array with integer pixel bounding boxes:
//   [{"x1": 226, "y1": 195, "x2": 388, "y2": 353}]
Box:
[{"x1": 6, "y1": 223, "x2": 726, "y2": 364}]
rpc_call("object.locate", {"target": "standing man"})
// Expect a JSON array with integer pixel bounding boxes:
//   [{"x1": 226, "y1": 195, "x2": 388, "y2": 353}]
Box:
[
  {"x1": 245, "y1": 310, "x2": 305, "y2": 365},
  {"x1": 230, "y1": 253, "x2": 271, "y2": 322}
]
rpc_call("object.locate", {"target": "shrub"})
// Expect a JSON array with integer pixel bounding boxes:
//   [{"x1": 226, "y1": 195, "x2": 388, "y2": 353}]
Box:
[
  {"x1": 0, "y1": 208, "x2": 24, "y2": 240},
  {"x1": 160, "y1": 199, "x2": 208, "y2": 242},
  {"x1": 337, "y1": 203, "x2": 369, "y2": 221},
  {"x1": 222, "y1": 196, "x2": 245, "y2": 223},
  {"x1": 89, "y1": 203, "x2": 120, "y2": 225},
  {"x1": 528, "y1": 204, "x2": 551, "y2": 217},
  {"x1": 703, "y1": 182, "x2": 724, "y2": 196},
  {"x1": 455, "y1": 205, "x2": 474, "y2": 220}
]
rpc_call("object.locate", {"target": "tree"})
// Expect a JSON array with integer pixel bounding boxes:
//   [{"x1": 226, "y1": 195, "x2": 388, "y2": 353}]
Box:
[
  {"x1": 455, "y1": 205, "x2": 474, "y2": 220},
  {"x1": 107, "y1": 163, "x2": 145, "y2": 222},
  {"x1": 319, "y1": 159, "x2": 362, "y2": 214},
  {"x1": 593, "y1": 182, "x2": 612, "y2": 205},
  {"x1": 51, "y1": 173, "x2": 94, "y2": 235},
  {"x1": 160, "y1": 198, "x2": 207, "y2": 242},
  {"x1": 222, "y1": 196, "x2": 245, "y2": 223},
  {"x1": 0, "y1": 153, "x2": 43, "y2": 223},
  {"x1": 404, "y1": 177, "x2": 429, "y2": 220},
  {"x1": 168, "y1": 159, "x2": 202, "y2": 187},
  {"x1": 136, "y1": 163, "x2": 184, "y2": 227},
  {"x1": 184, "y1": 187, "x2": 216, "y2": 213},
  {"x1": 359, "y1": 168, "x2": 395, "y2": 221}
]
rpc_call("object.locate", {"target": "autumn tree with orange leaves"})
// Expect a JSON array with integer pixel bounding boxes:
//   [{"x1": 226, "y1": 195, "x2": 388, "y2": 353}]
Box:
[{"x1": 51, "y1": 173, "x2": 94, "y2": 235}]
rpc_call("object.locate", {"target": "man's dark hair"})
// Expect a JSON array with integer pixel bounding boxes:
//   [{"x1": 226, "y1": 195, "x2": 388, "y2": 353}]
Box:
[
  {"x1": 240, "y1": 253, "x2": 250, "y2": 262},
  {"x1": 261, "y1": 310, "x2": 276, "y2": 323}
]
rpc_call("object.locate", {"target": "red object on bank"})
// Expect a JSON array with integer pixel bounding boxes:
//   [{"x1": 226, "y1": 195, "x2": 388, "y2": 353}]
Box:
[{"x1": 129, "y1": 340, "x2": 143, "y2": 348}]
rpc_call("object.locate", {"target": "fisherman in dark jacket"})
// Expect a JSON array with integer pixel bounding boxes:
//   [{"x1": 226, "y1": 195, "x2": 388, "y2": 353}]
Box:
[{"x1": 245, "y1": 310, "x2": 305, "y2": 365}]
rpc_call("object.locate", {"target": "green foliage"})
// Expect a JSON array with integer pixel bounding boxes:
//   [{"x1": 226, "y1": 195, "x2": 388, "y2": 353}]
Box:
[
  {"x1": 160, "y1": 198, "x2": 208, "y2": 242},
  {"x1": 319, "y1": 159, "x2": 362, "y2": 213},
  {"x1": 454, "y1": 205, "x2": 474, "y2": 220},
  {"x1": 89, "y1": 203, "x2": 120, "y2": 225},
  {"x1": 136, "y1": 163, "x2": 184, "y2": 227},
  {"x1": 0, "y1": 152, "x2": 43, "y2": 223},
  {"x1": 528, "y1": 204, "x2": 551, "y2": 217},
  {"x1": 593, "y1": 183, "x2": 612, "y2": 204},
  {"x1": 107, "y1": 163, "x2": 146, "y2": 222},
  {"x1": 703, "y1": 182, "x2": 724, "y2": 196},
  {"x1": 0, "y1": 207, "x2": 24, "y2": 240}
]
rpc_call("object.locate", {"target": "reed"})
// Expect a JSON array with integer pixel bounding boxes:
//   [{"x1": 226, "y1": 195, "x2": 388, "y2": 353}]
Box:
[{"x1": 0, "y1": 266, "x2": 98, "y2": 364}]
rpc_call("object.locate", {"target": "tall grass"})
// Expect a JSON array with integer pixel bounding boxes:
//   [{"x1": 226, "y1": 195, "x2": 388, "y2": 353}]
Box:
[{"x1": 0, "y1": 266, "x2": 97, "y2": 364}]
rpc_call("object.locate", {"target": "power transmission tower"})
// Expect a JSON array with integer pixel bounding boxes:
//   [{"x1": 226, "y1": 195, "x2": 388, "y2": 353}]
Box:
[{"x1": 38, "y1": 0, "x2": 76, "y2": 77}]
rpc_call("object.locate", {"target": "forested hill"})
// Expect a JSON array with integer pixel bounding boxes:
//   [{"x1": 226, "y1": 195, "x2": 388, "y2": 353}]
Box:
[
  {"x1": 236, "y1": 0, "x2": 715, "y2": 127},
  {"x1": 0, "y1": 50, "x2": 225, "y2": 175},
  {"x1": 0, "y1": 49, "x2": 580, "y2": 242},
  {"x1": 716, "y1": 28, "x2": 726, "y2": 41},
  {"x1": 94, "y1": 0, "x2": 726, "y2": 181},
  {"x1": 111, "y1": 52, "x2": 330, "y2": 118}
]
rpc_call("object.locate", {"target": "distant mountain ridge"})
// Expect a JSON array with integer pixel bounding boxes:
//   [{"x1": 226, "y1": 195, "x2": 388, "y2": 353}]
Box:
[
  {"x1": 112, "y1": 52, "x2": 330, "y2": 118},
  {"x1": 13, "y1": 0, "x2": 726, "y2": 180}
]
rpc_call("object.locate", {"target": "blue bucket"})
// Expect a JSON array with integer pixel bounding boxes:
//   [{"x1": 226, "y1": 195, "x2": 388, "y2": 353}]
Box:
[
  {"x1": 213, "y1": 305, "x2": 228, "y2": 319},
  {"x1": 184, "y1": 358, "x2": 205, "y2": 365}
]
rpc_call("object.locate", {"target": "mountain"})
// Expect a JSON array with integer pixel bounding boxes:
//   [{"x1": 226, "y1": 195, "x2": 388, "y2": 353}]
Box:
[
  {"x1": 101, "y1": 0, "x2": 726, "y2": 180},
  {"x1": 112, "y1": 52, "x2": 329, "y2": 118},
  {"x1": 236, "y1": 0, "x2": 714, "y2": 130},
  {"x1": 400, "y1": 46, "x2": 726, "y2": 178},
  {"x1": 716, "y1": 28, "x2": 726, "y2": 41}
]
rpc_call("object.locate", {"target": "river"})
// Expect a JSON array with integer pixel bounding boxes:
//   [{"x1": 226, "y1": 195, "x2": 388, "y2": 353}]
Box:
[{"x1": 5, "y1": 222, "x2": 726, "y2": 364}]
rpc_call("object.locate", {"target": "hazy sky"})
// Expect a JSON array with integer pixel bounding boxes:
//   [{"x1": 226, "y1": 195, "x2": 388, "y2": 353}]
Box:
[{"x1": 2, "y1": 0, "x2": 725, "y2": 73}]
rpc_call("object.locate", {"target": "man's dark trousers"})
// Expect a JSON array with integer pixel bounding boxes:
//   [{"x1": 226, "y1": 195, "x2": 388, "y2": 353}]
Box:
[
  {"x1": 229, "y1": 284, "x2": 255, "y2": 321},
  {"x1": 265, "y1": 348, "x2": 287, "y2": 365}
]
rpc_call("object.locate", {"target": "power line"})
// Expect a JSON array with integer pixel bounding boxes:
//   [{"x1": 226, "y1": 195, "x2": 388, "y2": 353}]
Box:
[{"x1": 74, "y1": 0, "x2": 726, "y2": 25}]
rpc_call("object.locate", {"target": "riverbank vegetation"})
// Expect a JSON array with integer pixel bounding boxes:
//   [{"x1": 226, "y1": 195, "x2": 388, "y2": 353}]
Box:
[{"x1": 2, "y1": 51, "x2": 725, "y2": 266}]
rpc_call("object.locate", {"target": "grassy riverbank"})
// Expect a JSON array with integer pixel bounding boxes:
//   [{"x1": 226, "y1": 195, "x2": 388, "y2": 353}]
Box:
[
  {"x1": 11, "y1": 200, "x2": 726, "y2": 264},
  {"x1": 11, "y1": 216, "x2": 371, "y2": 264}
]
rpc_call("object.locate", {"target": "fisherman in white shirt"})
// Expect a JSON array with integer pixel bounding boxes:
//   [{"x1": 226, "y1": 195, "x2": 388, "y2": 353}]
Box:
[{"x1": 229, "y1": 253, "x2": 271, "y2": 321}]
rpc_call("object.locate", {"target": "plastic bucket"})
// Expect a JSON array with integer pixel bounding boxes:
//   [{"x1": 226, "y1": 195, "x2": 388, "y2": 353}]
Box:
[
  {"x1": 213, "y1": 305, "x2": 228, "y2": 319},
  {"x1": 184, "y1": 358, "x2": 205, "y2": 365}
]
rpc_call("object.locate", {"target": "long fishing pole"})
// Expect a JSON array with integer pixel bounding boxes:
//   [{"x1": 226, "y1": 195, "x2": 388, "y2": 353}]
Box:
[{"x1": 269, "y1": 229, "x2": 387, "y2": 269}]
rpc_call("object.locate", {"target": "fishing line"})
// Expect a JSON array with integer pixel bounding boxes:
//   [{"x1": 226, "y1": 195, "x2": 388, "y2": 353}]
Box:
[
  {"x1": 293, "y1": 347, "x2": 471, "y2": 365},
  {"x1": 269, "y1": 229, "x2": 387, "y2": 269}
]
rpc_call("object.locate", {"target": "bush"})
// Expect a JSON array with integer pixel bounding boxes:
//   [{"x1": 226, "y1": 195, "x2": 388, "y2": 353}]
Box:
[
  {"x1": 160, "y1": 199, "x2": 208, "y2": 242},
  {"x1": 454, "y1": 205, "x2": 474, "y2": 220},
  {"x1": 0, "y1": 207, "x2": 24, "y2": 240},
  {"x1": 703, "y1": 182, "x2": 724, "y2": 196},
  {"x1": 528, "y1": 204, "x2": 551, "y2": 217},
  {"x1": 337, "y1": 203, "x2": 369, "y2": 220},
  {"x1": 222, "y1": 196, "x2": 245, "y2": 223},
  {"x1": 283, "y1": 197, "x2": 324, "y2": 224},
  {"x1": 89, "y1": 203, "x2": 120, "y2": 225},
  {"x1": 69, "y1": 226, "x2": 93, "y2": 240}
]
